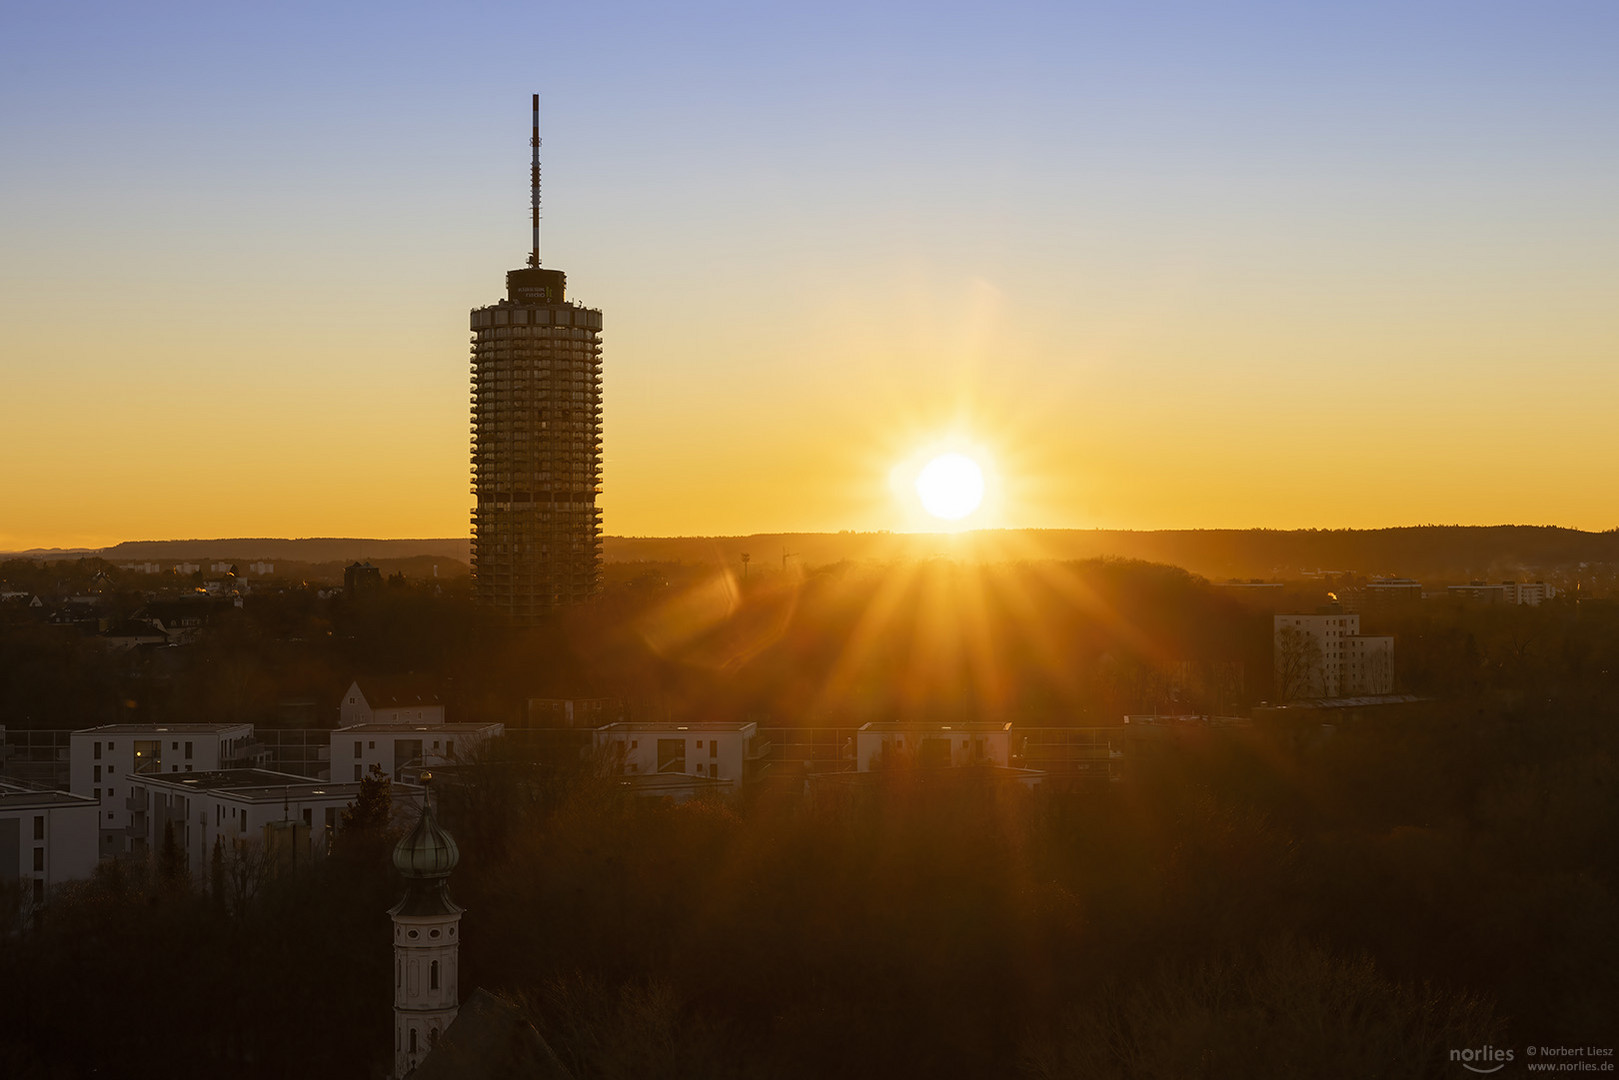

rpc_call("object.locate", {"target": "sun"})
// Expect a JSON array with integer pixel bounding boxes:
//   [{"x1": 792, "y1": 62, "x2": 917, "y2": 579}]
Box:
[{"x1": 915, "y1": 453, "x2": 985, "y2": 521}]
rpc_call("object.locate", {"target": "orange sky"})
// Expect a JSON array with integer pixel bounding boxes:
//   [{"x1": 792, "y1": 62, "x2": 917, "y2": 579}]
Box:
[{"x1": 4, "y1": 3, "x2": 1617, "y2": 551}]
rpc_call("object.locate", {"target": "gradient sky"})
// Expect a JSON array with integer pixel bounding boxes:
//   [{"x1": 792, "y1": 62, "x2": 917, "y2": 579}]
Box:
[{"x1": 2, "y1": 1, "x2": 1616, "y2": 549}]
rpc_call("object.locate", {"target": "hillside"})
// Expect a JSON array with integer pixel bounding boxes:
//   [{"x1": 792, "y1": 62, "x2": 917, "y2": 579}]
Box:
[{"x1": 20, "y1": 525, "x2": 1614, "y2": 583}]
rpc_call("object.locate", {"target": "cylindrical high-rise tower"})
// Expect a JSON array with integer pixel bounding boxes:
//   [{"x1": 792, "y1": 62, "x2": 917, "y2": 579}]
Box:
[{"x1": 469, "y1": 96, "x2": 603, "y2": 621}]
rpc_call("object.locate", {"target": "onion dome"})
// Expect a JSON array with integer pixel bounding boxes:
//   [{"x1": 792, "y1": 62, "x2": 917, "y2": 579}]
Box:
[{"x1": 393, "y1": 774, "x2": 460, "y2": 879}]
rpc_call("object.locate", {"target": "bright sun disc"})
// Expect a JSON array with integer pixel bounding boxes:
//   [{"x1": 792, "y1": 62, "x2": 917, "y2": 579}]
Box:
[{"x1": 915, "y1": 453, "x2": 984, "y2": 520}]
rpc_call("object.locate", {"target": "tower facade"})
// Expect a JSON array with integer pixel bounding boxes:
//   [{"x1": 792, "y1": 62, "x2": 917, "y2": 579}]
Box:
[
  {"x1": 390, "y1": 782, "x2": 463, "y2": 1077},
  {"x1": 470, "y1": 95, "x2": 603, "y2": 621}
]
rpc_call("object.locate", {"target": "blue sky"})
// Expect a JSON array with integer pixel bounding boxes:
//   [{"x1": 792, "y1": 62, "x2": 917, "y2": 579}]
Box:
[{"x1": 3, "y1": 2, "x2": 1617, "y2": 545}]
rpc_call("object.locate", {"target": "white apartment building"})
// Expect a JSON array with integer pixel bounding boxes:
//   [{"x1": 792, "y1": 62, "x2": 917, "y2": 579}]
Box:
[
  {"x1": 593, "y1": 722, "x2": 769, "y2": 792},
  {"x1": 0, "y1": 779, "x2": 100, "y2": 904},
  {"x1": 331, "y1": 723, "x2": 503, "y2": 783},
  {"x1": 855, "y1": 722, "x2": 1013, "y2": 771},
  {"x1": 131, "y1": 768, "x2": 423, "y2": 876},
  {"x1": 340, "y1": 680, "x2": 447, "y2": 727},
  {"x1": 1447, "y1": 581, "x2": 1558, "y2": 606},
  {"x1": 1513, "y1": 581, "x2": 1556, "y2": 605},
  {"x1": 69, "y1": 724, "x2": 265, "y2": 858},
  {"x1": 1350, "y1": 577, "x2": 1424, "y2": 612},
  {"x1": 1273, "y1": 613, "x2": 1394, "y2": 700}
]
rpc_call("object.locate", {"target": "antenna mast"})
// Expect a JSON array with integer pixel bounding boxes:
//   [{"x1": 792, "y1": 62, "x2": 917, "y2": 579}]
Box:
[{"x1": 529, "y1": 94, "x2": 541, "y2": 267}]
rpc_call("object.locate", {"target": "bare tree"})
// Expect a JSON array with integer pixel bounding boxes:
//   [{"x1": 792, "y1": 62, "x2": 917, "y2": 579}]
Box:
[
  {"x1": 213, "y1": 835, "x2": 274, "y2": 919},
  {"x1": 1274, "y1": 624, "x2": 1324, "y2": 701}
]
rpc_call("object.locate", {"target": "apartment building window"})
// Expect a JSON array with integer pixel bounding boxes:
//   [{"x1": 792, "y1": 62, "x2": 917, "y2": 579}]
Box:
[
  {"x1": 709, "y1": 742, "x2": 717, "y2": 759},
  {"x1": 94, "y1": 765, "x2": 101, "y2": 782},
  {"x1": 33, "y1": 816, "x2": 45, "y2": 840},
  {"x1": 93, "y1": 788, "x2": 100, "y2": 799},
  {"x1": 184, "y1": 741, "x2": 193, "y2": 759},
  {"x1": 302, "y1": 808, "x2": 312, "y2": 827},
  {"x1": 240, "y1": 809, "x2": 248, "y2": 831},
  {"x1": 446, "y1": 740, "x2": 455, "y2": 757},
  {"x1": 657, "y1": 739, "x2": 685, "y2": 773},
  {"x1": 94, "y1": 742, "x2": 101, "y2": 760},
  {"x1": 354, "y1": 741, "x2": 363, "y2": 759},
  {"x1": 354, "y1": 765, "x2": 362, "y2": 781}
]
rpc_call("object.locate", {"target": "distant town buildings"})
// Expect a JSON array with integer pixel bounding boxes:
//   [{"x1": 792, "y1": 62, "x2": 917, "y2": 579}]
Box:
[
  {"x1": 1273, "y1": 612, "x2": 1394, "y2": 700},
  {"x1": 1447, "y1": 581, "x2": 1558, "y2": 605},
  {"x1": 344, "y1": 562, "x2": 384, "y2": 598},
  {"x1": 470, "y1": 96, "x2": 603, "y2": 621},
  {"x1": 1215, "y1": 580, "x2": 1284, "y2": 593},
  {"x1": 1351, "y1": 577, "x2": 1425, "y2": 612}
]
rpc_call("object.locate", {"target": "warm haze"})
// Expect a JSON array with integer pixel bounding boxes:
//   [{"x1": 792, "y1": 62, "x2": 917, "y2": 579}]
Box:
[{"x1": 3, "y1": 2, "x2": 1617, "y2": 550}]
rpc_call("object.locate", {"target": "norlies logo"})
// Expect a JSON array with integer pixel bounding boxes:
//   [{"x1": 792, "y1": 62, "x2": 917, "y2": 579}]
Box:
[{"x1": 1451, "y1": 1045, "x2": 1515, "y2": 1073}]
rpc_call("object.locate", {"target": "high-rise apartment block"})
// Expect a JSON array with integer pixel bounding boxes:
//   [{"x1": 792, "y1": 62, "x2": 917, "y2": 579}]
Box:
[
  {"x1": 469, "y1": 96, "x2": 603, "y2": 620},
  {"x1": 1273, "y1": 612, "x2": 1394, "y2": 700},
  {"x1": 1446, "y1": 581, "x2": 1558, "y2": 605}
]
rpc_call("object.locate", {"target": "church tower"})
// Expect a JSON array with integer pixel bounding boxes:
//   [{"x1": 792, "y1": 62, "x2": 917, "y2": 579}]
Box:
[{"x1": 389, "y1": 776, "x2": 463, "y2": 1077}]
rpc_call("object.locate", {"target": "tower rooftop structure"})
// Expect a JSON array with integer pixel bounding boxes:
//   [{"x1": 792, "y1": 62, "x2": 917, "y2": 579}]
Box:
[
  {"x1": 469, "y1": 94, "x2": 603, "y2": 621},
  {"x1": 390, "y1": 780, "x2": 463, "y2": 918}
]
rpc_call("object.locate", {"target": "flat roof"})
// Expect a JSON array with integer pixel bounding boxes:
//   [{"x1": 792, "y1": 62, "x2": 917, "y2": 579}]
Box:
[
  {"x1": 613, "y1": 773, "x2": 734, "y2": 790},
  {"x1": 73, "y1": 723, "x2": 253, "y2": 735},
  {"x1": 595, "y1": 721, "x2": 756, "y2": 733},
  {"x1": 1255, "y1": 694, "x2": 1426, "y2": 711},
  {"x1": 0, "y1": 778, "x2": 98, "y2": 810},
  {"x1": 858, "y1": 722, "x2": 1013, "y2": 733},
  {"x1": 335, "y1": 722, "x2": 501, "y2": 733},
  {"x1": 136, "y1": 768, "x2": 422, "y2": 803}
]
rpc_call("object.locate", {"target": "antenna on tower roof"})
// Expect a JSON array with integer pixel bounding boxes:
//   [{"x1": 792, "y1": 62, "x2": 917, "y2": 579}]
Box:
[{"x1": 529, "y1": 93, "x2": 541, "y2": 268}]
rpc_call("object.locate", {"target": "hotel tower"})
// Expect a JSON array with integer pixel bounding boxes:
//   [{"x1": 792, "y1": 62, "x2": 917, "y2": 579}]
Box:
[{"x1": 469, "y1": 95, "x2": 603, "y2": 620}]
